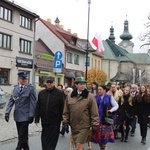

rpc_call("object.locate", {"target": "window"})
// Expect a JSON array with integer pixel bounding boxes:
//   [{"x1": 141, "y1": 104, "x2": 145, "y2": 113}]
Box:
[
  {"x1": 19, "y1": 39, "x2": 31, "y2": 54},
  {"x1": 95, "y1": 59, "x2": 97, "y2": 69},
  {"x1": 0, "y1": 33, "x2": 11, "y2": 49},
  {"x1": 0, "y1": 68, "x2": 10, "y2": 85},
  {"x1": 20, "y1": 15, "x2": 32, "y2": 29},
  {"x1": 67, "y1": 52, "x2": 72, "y2": 63},
  {"x1": 85, "y1": 56, "x2": 90, "y2": 66},
  {"x1": 74, "y1": 54, "x2": 79, "y2": 65},
  {"x1": 39, "y1": 76, "x2": 47, "y2": 87},
  {"x1": 0, "y1": 6, "x2": 12, "y2": 22}
]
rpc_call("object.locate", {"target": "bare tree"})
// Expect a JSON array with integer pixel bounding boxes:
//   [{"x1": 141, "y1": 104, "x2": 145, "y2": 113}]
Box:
[
  {"x1": 121, "y1": 61, "x2": 150, "y2": 85},
  {"x1": 139, "y1": 13, "x2": 150, "y2": 53}
]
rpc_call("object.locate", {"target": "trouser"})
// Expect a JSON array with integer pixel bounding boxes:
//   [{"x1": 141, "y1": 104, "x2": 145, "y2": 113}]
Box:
[
  {"x1": 140, "y1": 124, "x2": 147, "y2": 138},
  {"x1": 16, "y1": 121, "x2": 29, "y2": 150},
  {"x1": 41, "y1": 122, "x2": 61, "y2": 150},
  {"x1": 120, "y1": 121, "x2": 130, "y2": 138},
  {"x1": 130, "y1": 117, "x2": 137, "y2": 133}
]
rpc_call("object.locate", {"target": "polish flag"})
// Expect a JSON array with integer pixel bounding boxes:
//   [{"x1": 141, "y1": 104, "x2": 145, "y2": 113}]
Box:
[{"x1": 92, "y1": 34, "x2": 104, "y2": 55}]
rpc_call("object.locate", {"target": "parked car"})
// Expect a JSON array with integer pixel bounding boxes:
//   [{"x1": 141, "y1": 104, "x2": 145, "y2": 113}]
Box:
[{"x1": 0, "y1": 88, "x2": 6, "y2": 109}]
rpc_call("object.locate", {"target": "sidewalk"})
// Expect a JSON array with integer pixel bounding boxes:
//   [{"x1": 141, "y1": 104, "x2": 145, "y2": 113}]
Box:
[{"x1": 0, "y1": 94, "x2": 42, "y2": 144}]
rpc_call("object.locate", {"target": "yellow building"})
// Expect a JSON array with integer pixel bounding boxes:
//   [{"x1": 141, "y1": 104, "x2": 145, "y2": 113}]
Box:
[{"x1": 91, "y1": 51, "x2": 103, "y2": 70}]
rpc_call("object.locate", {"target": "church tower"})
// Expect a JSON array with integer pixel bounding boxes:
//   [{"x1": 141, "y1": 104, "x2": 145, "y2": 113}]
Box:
[{"x1": 118, "y1": 17, "x2": 134, "y2": 53}]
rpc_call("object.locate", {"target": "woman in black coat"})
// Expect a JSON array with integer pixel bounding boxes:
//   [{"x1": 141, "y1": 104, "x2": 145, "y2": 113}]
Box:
[
  {"x1": 117, "y1": 86, "x2": 134, "y2": 142},
  {"x1": 135, "y1": 85, "x2": 150, "y2": 145}
]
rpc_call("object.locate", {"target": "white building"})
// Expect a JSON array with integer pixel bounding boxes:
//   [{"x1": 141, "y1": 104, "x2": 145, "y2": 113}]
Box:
[{"x1": 0, "y1": 0, "x2": 38, "y2": 94}]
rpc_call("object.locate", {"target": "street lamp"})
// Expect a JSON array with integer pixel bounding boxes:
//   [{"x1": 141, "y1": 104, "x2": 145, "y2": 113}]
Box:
[{"x1": 85, "y1": 0, "x2": 91, "y2": 80}]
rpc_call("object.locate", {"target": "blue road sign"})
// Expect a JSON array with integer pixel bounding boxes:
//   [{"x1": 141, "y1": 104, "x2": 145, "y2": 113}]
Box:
[
  {"x1": 54, "y1": 51, "x2": 63, "y2": 60},
  {"x1": 53, "y1": 60, "x2": 62, "y2": 68}
]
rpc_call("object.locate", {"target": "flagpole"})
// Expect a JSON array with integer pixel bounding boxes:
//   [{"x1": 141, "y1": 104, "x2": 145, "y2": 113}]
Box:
[{"x1": 85, "y1": 0, "x2": 91, "y2": 80}]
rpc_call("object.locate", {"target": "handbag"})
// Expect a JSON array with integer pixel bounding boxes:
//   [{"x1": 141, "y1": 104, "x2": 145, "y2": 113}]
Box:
[
  {"x1": 105, "y1": 106, "x2": 114, "y2": 125},
  {"x1": 105, "y1": 116, "x2": 114, "y2": 125}
]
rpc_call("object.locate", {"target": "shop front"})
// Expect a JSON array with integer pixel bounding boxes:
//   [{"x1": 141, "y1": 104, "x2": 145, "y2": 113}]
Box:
[
  {"x1": 16, "y1": 57, "x2": 33, "y2": 84},
  {"x1": 34, "y1": 52, "x2": 64, "y2": 90}
]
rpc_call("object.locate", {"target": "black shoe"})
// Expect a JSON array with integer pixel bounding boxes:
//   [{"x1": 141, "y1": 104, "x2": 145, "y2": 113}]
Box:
[
  {"x1": 142, "y1": 138, "x2": 146, "y2": 145},
  {"x1": 124, "y1": 138, "x2": 128, "y2": 142},
  {"x1": 130, "y1": 132, "x2": 134, "y2": 137},
  {"x1": 141, "y1": 138, "x2": 144, "y2": 143},
  {"x1": 120, "y1": 137, "x2": 124, "y2": 142}
]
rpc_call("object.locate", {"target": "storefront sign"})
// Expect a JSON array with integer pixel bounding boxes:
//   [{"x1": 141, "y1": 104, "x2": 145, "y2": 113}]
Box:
[
  {"x1": 41, "y1": 53, "x2": 53, "y2": 60},
  {"x1": 35, "y1": 52, "x2": 54, "y2": 61},
  {"x1": 16, "y1": 57, "x2": 33, "y2": 68}
]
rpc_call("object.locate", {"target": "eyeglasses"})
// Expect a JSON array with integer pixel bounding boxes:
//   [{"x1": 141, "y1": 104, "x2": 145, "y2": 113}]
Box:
[{"x1": 46, "y1": 80, "x2": 53, "y2": 84}]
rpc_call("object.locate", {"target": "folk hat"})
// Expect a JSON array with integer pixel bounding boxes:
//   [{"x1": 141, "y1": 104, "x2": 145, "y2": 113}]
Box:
[
  {"x1": 18, "y1": 72, "x2": 29, "y2": 79},
  {"x1": 74, "y1": 77, "x2": 86, "y2": 83}
]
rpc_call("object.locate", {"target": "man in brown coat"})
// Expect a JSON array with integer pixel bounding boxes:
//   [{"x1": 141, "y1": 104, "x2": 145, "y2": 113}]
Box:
[{"x1": 63, "y1": 77, "x2": 99, "y2": 150}]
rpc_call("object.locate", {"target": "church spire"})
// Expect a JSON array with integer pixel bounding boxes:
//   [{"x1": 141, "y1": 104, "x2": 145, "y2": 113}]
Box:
[
  {"x1": 109, "y1": 22, "x2": 115, "y2": 43},
  {"x1": 120, "y1": 15, "x2": 133, "y2": 41}
]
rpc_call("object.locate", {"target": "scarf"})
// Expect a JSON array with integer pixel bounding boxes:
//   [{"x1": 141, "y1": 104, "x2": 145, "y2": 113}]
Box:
[{"x1": 95, "y1": 94, "x2": 111, "y2": 123}]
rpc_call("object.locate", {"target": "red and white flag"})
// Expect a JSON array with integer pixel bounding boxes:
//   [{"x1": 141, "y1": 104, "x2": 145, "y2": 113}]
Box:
[{"x1": 92, "y1": 33, "x2": 104, "y2": 55}]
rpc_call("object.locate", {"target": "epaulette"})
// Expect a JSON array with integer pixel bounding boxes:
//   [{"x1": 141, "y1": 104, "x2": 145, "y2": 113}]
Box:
[{"x1": 12, "y1": 85, "x2": 17, "y2": 90}]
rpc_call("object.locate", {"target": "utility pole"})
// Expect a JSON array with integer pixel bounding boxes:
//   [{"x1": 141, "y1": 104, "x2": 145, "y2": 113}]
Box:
[{"x1": 85, "y1": 0, "x2": 91, "y2": 80}]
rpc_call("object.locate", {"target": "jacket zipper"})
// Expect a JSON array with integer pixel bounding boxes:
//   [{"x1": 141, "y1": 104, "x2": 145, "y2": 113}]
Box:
[{"x1": 46, "y1": 93, "x2": 50, "y2": 123}]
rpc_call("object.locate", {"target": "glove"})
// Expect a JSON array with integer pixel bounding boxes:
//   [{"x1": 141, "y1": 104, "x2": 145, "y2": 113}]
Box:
[
  {"x1": 63, "y1": 124, "x2": 69, "y2": 133},
  {"x1": 5, "y1": 113, "x2": 9, "y2": 122},
  {"x1": 28, "y1": 117, "x2": 34, "y2": 124},
  {"x1": 92, "y1": 126, "x2": 97, "y2": 135}
]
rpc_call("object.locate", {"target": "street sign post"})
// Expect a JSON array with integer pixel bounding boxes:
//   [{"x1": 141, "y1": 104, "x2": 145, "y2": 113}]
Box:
[
  {"x1": 54, "y1": 51, "x2": 62, "y2": 60},
  {"x1": 53, "y1": 51, "x2": 63, "y2": 73},
  {"x1": 53, "y1": 60, "x2": 62, "y2": 68}
]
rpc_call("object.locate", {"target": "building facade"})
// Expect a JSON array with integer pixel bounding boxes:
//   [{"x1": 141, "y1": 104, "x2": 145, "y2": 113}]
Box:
[{"x1": 0, "y1": 0, "x2": 38, "y2": 94}]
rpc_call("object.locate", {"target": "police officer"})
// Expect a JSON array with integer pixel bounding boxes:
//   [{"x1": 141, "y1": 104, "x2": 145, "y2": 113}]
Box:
[{"x1": 5, "y1": 72, "x2": 36, "y2": 150}]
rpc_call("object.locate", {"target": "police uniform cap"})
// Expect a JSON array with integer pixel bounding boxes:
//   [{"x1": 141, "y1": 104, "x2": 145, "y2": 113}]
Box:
[
  {"x1": 74, "y1": 77, "x2": 86, "y2": 83},
  {"x1": 18, "y1": 72, "x2": 29, "y2": 79}
]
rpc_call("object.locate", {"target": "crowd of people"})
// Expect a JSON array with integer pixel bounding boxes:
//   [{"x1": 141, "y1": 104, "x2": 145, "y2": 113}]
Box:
[{"x1": 4, "y1": 72, "x2": 150, "y2": 150}]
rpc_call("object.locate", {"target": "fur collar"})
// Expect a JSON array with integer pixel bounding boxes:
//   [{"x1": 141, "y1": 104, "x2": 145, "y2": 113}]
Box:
[{"x1": 71, "y1": 88, "x2": 89, "y2": 98}]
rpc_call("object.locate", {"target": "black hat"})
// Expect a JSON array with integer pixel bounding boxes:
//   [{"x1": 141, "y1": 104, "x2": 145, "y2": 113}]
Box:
[
  {"x1": 18, "y1": 72, "x2": 29, "y2": 79},
  {"x1": 46, "y1": 76, "x2": 55, "y2": 83}
]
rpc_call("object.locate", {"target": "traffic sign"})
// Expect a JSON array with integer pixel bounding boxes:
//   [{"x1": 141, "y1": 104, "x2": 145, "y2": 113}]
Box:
[
  {"x1": 53, "y1": 60, "x2": 62, "y2": 68},
  {"x1": 54, "y1": 51, "x2": 63, "y2": 60}
]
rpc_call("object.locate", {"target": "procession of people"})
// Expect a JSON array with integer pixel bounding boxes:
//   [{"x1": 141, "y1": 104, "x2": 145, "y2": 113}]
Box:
[{"x1": 4, "y1": 72, "x2": 150, "y2": 150}]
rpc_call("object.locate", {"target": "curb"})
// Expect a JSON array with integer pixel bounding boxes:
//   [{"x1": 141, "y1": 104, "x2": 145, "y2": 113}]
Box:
[{"x1": 0, "y1": 131, "x2": 41, "y2": 145}]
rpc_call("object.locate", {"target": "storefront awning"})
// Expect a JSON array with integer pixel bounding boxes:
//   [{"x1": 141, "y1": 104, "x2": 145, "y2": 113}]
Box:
[
  {"x1": 65, "y1": 71, "x2": 75, "y2": 78},
  {"x1": 75, "y1": 72, "x2": 82, "y2": 77}
]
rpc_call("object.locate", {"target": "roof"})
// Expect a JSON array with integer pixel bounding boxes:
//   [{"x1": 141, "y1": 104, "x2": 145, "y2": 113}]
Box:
[
  {"x1": 3, "y1": 0, "x2": 39, "y2": 18},
  {"x1": 110, "y1": 72, "x2": 131, "y2": 82},
  {"x1": 103, "y1": 39, "x2": 150, "y2": 64},
  {"x1": 39, "y1": 18, "x2": 94, "y2": 53},
  {"x1": 35, "y1": 39, "x2": 54, "y2": 70},
  {"x1": 126, "y1": 53, "x2": 150, "y2": 64}
]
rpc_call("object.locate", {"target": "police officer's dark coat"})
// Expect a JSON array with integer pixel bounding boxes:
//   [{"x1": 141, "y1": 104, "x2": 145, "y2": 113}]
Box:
[{"x1": 5, "y1": 84, "x2": 36, "y2": 122}]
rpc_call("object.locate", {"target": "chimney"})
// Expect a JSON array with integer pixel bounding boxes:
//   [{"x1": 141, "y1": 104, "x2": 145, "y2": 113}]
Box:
[
  {"x1": 59, "y1": 25, "x2": 64, "y2": 29},
  {"x1": 47, "y1": 18, "x2": 51, "y2": 23},
  {"x1": 68, "y1": 29, "x2": 71, "y2": 33},
  {"x1": 73, "y1": 33, "x2": 77, "y2": 37}
]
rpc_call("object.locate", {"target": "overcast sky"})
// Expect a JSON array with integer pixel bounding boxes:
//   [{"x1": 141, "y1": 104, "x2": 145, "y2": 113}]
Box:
[{"x1": 13, "y1": 0, "x2": 150, "y2": 53}]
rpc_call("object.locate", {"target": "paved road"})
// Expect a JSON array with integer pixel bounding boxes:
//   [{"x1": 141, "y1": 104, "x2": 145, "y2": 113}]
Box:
[
  {"x1": 0, "y1": 126, "x2": 150, "y2": 150},
  {"x1": 0, "y1": 95, "x2": 150, "y2": 150}
]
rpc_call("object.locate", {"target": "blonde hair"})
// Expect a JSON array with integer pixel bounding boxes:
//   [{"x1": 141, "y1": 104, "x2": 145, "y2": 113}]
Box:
[{"x1": 121, "y1": 87, "x2": 133, "y2": 106}]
